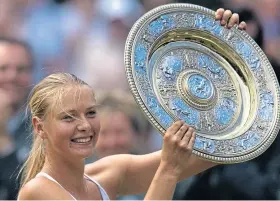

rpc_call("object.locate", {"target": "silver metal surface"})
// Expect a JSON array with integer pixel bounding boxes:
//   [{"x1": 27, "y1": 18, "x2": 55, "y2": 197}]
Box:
[{"x1": 124, "y1": 3, "x2": 280, "y2": 163}]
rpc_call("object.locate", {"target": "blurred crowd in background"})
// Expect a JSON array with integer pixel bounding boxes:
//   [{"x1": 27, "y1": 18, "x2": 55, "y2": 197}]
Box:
[{"x1": 0, "y1": 0, "x2": 280, "y2": 200}]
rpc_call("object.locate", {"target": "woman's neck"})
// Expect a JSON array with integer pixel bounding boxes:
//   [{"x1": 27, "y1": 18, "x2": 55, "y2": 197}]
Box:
[{"x1": 42, "y1": 151, "x2": 87, "y2": 194}]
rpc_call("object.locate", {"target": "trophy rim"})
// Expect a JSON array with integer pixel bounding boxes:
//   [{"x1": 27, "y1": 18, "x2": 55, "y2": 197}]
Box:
[{"x1": 124, "y1": 3, "x2": 280, "y2": 164}]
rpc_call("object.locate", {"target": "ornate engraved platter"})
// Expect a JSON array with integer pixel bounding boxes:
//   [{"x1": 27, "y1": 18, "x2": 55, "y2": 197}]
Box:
[{"x1": 124, "y1": 3, "x2": 280, "y2": 163}]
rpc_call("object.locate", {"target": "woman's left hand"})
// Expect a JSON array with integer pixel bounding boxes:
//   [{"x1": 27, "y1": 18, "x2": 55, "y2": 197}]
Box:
[{"x1": 215, "y1": 8, "x2": 247, "y2": 30}]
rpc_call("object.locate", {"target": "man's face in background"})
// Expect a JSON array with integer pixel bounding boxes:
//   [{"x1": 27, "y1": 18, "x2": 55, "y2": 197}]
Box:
[{"x1": 0, "y1": 42, "x2": 32, "y2": 109}]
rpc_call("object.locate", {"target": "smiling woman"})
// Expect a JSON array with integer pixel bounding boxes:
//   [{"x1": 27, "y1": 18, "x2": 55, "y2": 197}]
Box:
[{"x1": 20, "y1": 73, "x2": 100, "y2": 185}]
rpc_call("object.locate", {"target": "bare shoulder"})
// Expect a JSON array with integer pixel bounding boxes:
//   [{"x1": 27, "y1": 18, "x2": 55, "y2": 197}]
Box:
[
  {"x1": 85, "y1": 154, "x2": 132, "y2": 176},
  {"x1": 17, "y1": 176, "x2": 73, "y2": 200}
]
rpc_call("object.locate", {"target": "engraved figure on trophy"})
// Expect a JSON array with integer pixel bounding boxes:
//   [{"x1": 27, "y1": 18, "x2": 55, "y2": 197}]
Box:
[
  {"x1": 259, "y1": 91, "x2": 274, "y2": 121},
  {"x1": 239, "y1": 131, "x2": 260, "y2": 150},
  {"x1": 169, "y1": 97, "x2": 199, "y2": 126},
  {"x1": 197, "y1": 54, "x2": 226, "y2": 80},
  {"x1": 184, "y1": 50, "x2": 198, "y2": 70},
  {"x1": 158, "y1": 81, "x2": 177, "y2": 100},
  {"x1": 219, "y1": 84, "x2": 237, "y2": 98},
  {"x1": 188, "y1": 74, "x2": 213, "y2": 99},
  {"x1": 160, "y1": 55, "x2": 183, "y2": 81},
  {"x1": 176, "y1": 13, "x2": 196, "y2": 28}
]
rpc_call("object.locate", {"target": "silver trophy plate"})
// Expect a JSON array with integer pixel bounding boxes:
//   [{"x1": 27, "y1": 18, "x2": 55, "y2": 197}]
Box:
[{"x1": 124, "y1": 3, "x2": 280, "y2": 163}]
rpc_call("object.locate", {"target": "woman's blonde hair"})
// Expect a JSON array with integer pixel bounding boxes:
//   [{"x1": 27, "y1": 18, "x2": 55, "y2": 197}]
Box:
[{"x1": 19, "y1": 72, "x2": 91, "y2": 188}]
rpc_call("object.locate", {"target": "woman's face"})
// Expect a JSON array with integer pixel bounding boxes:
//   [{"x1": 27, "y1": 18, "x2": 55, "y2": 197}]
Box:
[{"x1": 42, "y1": 85, "x2": 100, "y2": 160}]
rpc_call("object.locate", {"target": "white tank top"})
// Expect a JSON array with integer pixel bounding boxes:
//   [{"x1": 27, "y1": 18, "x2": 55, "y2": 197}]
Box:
[{"x1": 36, "y1": 172, "x2": 110, "y2": 200}]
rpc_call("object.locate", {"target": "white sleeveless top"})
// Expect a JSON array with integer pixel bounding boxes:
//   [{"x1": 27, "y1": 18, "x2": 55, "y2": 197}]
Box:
[{"x1": 36, "y1": 172, "x2": 110, "y2": 200}]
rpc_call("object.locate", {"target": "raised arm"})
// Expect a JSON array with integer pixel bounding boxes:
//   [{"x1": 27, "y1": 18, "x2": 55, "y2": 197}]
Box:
[
  {"x1": 119, "y1": 121, "x2": 216, "y2": 199},
  {"x1": 86, "y1": 121, "x2": 216, "y2": 199}
]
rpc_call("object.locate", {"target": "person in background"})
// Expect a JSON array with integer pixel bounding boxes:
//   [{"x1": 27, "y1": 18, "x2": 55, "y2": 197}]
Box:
[
  {"x1": 0, "y1": 37, "x2": 33, "y2": 200},
  {"x1": 94, "y1": 91, "x2": 152, "y2": 159},
  {"x1": 92, "y1": 91, "x2": 153, "y2": 200}
]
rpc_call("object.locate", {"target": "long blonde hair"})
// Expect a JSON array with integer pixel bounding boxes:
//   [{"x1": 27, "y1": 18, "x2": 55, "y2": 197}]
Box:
[{"x1": 19, "y1": 72, "x2": 90, "y2": 188}]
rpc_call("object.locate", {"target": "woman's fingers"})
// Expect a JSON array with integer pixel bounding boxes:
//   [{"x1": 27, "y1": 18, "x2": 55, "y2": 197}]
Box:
[
  {"x1": 166, "y1": 120, "x2": 184, "y2": 137},
  {"x1": 175, "y1": 123, "x2": 189, "y2": 140},
  {"x1": 216, "y1": 8, "x2": 247, "y2": 31},
  {"x1": 187, "y1": 132, "x2": 196, "y2": 150},
  {"x1": 215, "y1": 8, "x2": 225, "y2": 20},
  {"x1": 181, "y1": 127, "x2": 193, "y2": 146},
  {"x1": 221, "y1": 10, "x2": 232, "y2": 26},
  {"x1": 228, "y1": 13, "x2": 239, "y2": 28},
  {"x1": 238, "y1": 21, "x2": 247, "y2": 30}
]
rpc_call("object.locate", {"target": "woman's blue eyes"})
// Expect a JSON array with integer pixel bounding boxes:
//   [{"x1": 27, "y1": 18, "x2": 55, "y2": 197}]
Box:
[
  {"x1": 87, "y1": 111, "x2": 97, "y2": 116},
  {"x1": 62, "y1": 115, "x2": 73, "y2": 121},
  {"x1": 62, "y1": 111, "x2": 96, "y2": 121}
]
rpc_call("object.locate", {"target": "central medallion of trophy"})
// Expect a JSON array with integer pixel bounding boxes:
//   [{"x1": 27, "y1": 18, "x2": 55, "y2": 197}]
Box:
[
  {"x1": 178, "y1": 70, "x2": 217, "y2": 111},
  {"x1": 187, "y1": 74, "x2": 213, "y2": 99}
]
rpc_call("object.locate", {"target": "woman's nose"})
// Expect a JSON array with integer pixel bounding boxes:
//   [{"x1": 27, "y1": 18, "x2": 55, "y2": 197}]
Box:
[{"x1": 77, "y1": 118, "x2": 91, "y2": 131}]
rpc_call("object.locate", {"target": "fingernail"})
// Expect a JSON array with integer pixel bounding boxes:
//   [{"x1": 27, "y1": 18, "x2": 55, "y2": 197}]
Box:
[{"x1": 221, "y1": 20, "x2": 226, "y2": 25}]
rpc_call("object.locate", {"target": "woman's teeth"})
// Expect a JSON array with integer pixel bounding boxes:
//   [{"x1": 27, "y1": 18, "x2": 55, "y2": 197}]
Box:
[{"x1": 72, "y1": 136, "x2": 91, "y2": 143}]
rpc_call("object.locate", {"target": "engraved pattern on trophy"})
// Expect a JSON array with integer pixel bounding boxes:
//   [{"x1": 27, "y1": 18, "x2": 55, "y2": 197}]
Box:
[
  {"x1": 146, "y1": 96, "x2": 173, "y2": 128},
  {"x1": 147, "y1": 14, "x2": 175, "y2": 38},
  {"x1": 215, "y1": 98, "x2": 237, "y2": 125},
  {"x1": 134, "y1": 43, "x2": 148, "y2": 74},
  {"x1": 195, "y1": 14, "x2": 222, "y2": 36},
  {"x1": 153, "y1": 47, "x2": 242, "y2": 135},
  {"x1": 126, "y1": 3, "x2": 280, "y2": 163},
  {"x1": 258, "y1": 91, "x2": 274, "y2": 121},
  {"x1": 215, "y1": 140, "x2": 236, "y2": 154},
  {"x1": 158, "y1": 81, "x2": 177, "y2": 98},
  {"x1": 184, "y1": 49, "x2": 197, "y2": 68},
  {"x1": 187, "y1": 74, "x2": 213, "y2": 99},
  {"x1": 237, "y1": 131, "x2": 261, "y2": 150},
  {"x1": 174, "y1": 13, "x2": 196, "y2": 28},
  {"x1": 168, "y1": 97, "x2": 199, "y2": 126},
  {"x1": 160, "y1": 55, "x2": 183, "y2": 81},
  {"x1": 197, "y1": 54, "x2": 227, "y2": 81},
  {"x1": 194, "y1": 136, "x2": 215, "y2": 154},
  {"x1": 255, "y1": 69, "x2": 267, "y2": 89},
  {"x1": 199, "y1": 111, "x2": 216, "y2": 132}
]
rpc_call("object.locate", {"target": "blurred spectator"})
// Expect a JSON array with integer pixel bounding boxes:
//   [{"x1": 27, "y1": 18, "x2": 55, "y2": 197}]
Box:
[
  {"x1": 0, "y1": 37, "x2": 33, "y2": 199},
  {"x1": 93, "y1": 91, "x2": 153, "y2": 159},
  {"x1": 91, "y1": 91, "x2": 154, "y2": 200},
  {"x1": 174, "y1": 7, "x2": 280, "y2": 200},
  {"x1": 140, "y1": 0, "x2": 173, "y2": 11},
  {"x1": 176, "y1": 0, "x2": 224, "y2": 10},
  {"x1": 73, "y1": 0, "x2": 144, "y2": 93}
]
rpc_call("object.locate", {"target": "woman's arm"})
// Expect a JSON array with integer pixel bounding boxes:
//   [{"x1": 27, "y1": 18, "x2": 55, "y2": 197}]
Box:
[
  {"x1": 86, "y1": 122, "x2": 215, "y2": 198},
  {"x1": 119, "y1": 122, "x2": 216, "y2": 195}
]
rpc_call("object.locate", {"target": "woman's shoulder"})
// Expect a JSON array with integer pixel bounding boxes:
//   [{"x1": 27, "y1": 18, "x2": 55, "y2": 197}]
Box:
[{"x1": 17, "y1": 176, "x2": 73, "y2": 200}]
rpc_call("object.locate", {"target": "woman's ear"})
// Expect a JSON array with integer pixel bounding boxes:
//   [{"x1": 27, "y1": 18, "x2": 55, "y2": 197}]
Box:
[{"x1": 32, "y1": 116, "x2": 46, "y2": 139}]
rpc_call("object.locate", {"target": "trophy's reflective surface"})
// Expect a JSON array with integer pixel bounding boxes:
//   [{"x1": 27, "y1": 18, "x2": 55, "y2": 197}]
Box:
[{"x1": 124, "y1": 3, "x2": 280, "y2": 163}]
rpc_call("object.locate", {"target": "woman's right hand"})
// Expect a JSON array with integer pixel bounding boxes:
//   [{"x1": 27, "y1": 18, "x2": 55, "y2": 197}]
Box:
[{"x1": 160, "y1": 120, "x2": 196, "y2": 178}]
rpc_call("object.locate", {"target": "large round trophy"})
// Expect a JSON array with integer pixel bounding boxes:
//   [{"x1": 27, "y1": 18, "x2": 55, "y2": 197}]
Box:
[{"x1": 124, "y1": 3, "x2": 280, "y2": 163}]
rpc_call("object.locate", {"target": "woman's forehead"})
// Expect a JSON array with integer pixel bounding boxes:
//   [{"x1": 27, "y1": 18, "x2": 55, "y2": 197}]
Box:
[{"x1": 52, "y1": 86, "x2": 96, "y2": 113}]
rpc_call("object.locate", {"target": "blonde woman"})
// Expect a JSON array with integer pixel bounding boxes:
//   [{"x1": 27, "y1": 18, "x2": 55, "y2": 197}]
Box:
[{"x1": 17, "y1": 9, "x2": 246, "y2": 200}]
